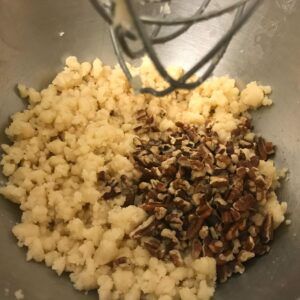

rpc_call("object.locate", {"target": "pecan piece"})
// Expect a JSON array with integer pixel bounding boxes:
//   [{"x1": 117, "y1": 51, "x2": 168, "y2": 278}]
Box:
[
  {"x1": 238, "y1": 250, "x2": 255, "y2": 262},
  {"x1": 206, "y1": 138, "x2": 218, "y2": 152},
  {"x1": 261, "y1": 214, "x2": 274, "y2": 244},
  {"x1": 216, "y1": 154, "x2": 231, "y2": 169},
  {"x1": 230, "y1": 208, "x2": 241, "y2": 222},
  {"x1": 178, "y1": 156, "x2": 192, "y2": 168},
  {"x1": 196, "y1": 203, "x2": 213, "y2": 219},
  {"x1": 236, "y1": 166, "x2": 247, "y2": 178},
  {"x1": 142, "y1": 236, "x2": 164, "y2": 258},
  {"x1": 226, "y1": 188, "x2": 242, "y2": 203},
  {"x1": 248, "y1": 225, "x2": 260, "y2": 237},
  {"x1": 154, "y1": 206, "x2": 168, "y2": 220},
  {"x1": 221, "y1": 211, "x2": 233, "y2": 224},
  {"x1": 191, "y1": 239, "x2": 202, "y2": 259},
  {"x1": 225, "y1": 223, "x2": 240, "y2": 241},
  {"x1": 208, "y1": 240, "x2": 224, "y2": 254},
  {"x1": 234, "y1": 261, "x2": 245, "y2": 274},
  {"x1": 161, "y1": 228, "x2": 179, "y2": 244},
  {"x1": 254, "y1": 243, "x2": 270, "y2": 256},
  {"x1": 241, "y1": 235, "x2": 255, "y2": 251},
  {"x1": 226, "y1": 141, "x2": 234, "y2": 155},
  {"x1": 257, "y1": 137, "x2": 268, "y2": 160},
  {"x1": 186, "y1": 217, "x2": 204, "y2": 240},
  {"x1": 191, "y1": 160, "x2": 206, "y2": 172},
  {"x1": 173, "y1": 197, "x2": 192, "y2": 212},
  {"x1": 130, "y1": 216, "x2": 156, "y2": 239},
  {"x1": 217, "y1": 264, "x2": 234, "y2": 283},
  {"x1": 233, "y1": 194, "x2": 256, "y2": 212},
  {"x1": 210, "y1": 176, "x2": 228, "y2": 188},
  {"x1": 199, "y1": 226, "x2": 209, "y2": 239},
  {"x1": 103, "y1": 185, "x2": 121, "y2": 200},
  {"x1": 265, "y1": 141, "x2": 275, "y2": 155},
  {"x1": 169, "y1": 249, "x2": 183, "y2": 266},
  {"x1": 112, "y1": 257, "x2": 130, "y2": 268},
  {"x1": 239, "y1": 140, "x2": 253, "y2": 148},
  {"x1": 141, "y1": 202, "x2": 167, "y2": 213},
  {"x1": 250, "y1": 155, "x2": 260, "y2": 167},
  {"x1": 191, "y1": 193, "x2": 206, "y2": 206}
]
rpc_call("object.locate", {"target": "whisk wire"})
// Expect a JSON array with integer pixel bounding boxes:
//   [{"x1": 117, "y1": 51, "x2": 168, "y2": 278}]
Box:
[{"x1": 91, "y1": 0, "x2": 261, "y2": 96}]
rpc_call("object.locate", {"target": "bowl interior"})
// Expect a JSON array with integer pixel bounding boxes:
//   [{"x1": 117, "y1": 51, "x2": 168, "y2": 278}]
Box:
[{"x1": 0, "y1": 1, "x2": 300, "y2": 299}]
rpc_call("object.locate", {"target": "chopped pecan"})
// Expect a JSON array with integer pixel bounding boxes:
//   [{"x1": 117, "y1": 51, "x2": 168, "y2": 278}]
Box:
[
  {"x1": 123, "y1": 192, "x2": 135, "y2": 207},
  {"x1": 191, "y1": 193, "x2": 206, "y2": 206},
  {"x1": 226, "y1": 141, "x2": 234, "y2": 155},
  {"x1": 208, "y1": 240, "x2": 224, "y2": 254},
  {"x1": 103, "y1": 186, "x2": 121, "y2": 200},
  {"x1": 191, "y1": 160, "x2": 206, "y2": 172},
  {"x1": 265, "y1": 141, "x2": 275, "y2": 155},
  {"x1": 129, "y1": 120, "x2": 279, "y2": 283},
  {"x1": 191, "y1": 239, "x2": 202, "y2": 259},
  {"x1": 198, "y1": 144, "x2": 214, "y2": 160},
  {"x1": 210, "y1": 226, "x2": 220, "y2": 240},
  {"x1": 154, "y1": 206, "x2": 168, "y2": 220},
  {"x1": 230, "y1": 208, "x2": 241, "y2": 222},
  {"x1": 225, "y1": 223, "x2": 240, "y2": 241},
  {"x1": 233, "y1": 194, "x2": 256, "y2": 212},
  {"x1": 241, "y1": 235, "x2": 255, "y2": 251},
  {"x1": 250, "y1": 155, "x2": 260, "y2": 167},
  {"x1": 199, "y1": 226, "x2": 209, "y2": 239},
  {"x1": 256, "y1": 188, "x2": 267, "y2": 202},
  {"x1": 257, "y1": 137, "x2": 268, "y2": 160},
  {"x1": 226, "y1": 188, "x2": 242, "y2": 203},
  {"x1": 236, "y1": 166, "x2": 247, "y2": 177},
  {"x1": 173, "y1": 197, "x2": 192, "y2": 212},
  {"x1": 216, "y1": 154, "x2": 231, "y2": 169},
  {"x1": 214, "y1": 195, "x2": 228, "y2": 208},
  {"x1": 130, "y1": 216, "x2": 156, "y2": 239},
  {"x1": 161, "y1": 228, "x2": 179, "y2": 244},
  {"x1": 186, "y1": 217, "x2": 204, "y2": 240},
  {"x1": 239, "y1": 140, "x2": 253, "y2": 148},
  {"x1": 142, "y1": 236, "x2": 164, "y2": 258},
  {"x1": 178, "y1": 156, "x2": 192, "y2": 168},
  {"x1": 206, "y1": 138, "x2": 218, "y2": 152},
  {"x1": 195, "y1": 203, "x2": 213, "y2": 219},
  {"x1": 254, "y1": 243, "x2": 270, "y2": 256},
  {"x1": 261, "y1": 214, "x2": 274, "y2": 244},
  {"x1": 171, "y1": 179, "x2": 191, "y2": 191},
  {"x1": 234, "y1": 261, "x2": 245, "y2": 274},
  {"x1": 238, "y1": 250, "x2": 255, "y2": 262},
  {"x1": 141, "y1": 202, "x2": 167, "y2": 213},
  {"x1": 112, "y1": 257, "x2": 130, "y2": 268},
  {"x1": 248, "y1": 225, "x2": 260, "y2": 237},
  {"x1": 169, "y1": 249, "x2": 183, "y2": 266},
  {"x1": 255, "y1": 175, "x2": 266, "y2": 188},
  {"x1": 210, "y1": 176, "x2": 228, "y2": 188},
  {"x1": 221, "y1": 211, "x2": 233, "y2": 224},
  {"x1": 218, "y1": 264, "x2": 234, "y2": 283}
]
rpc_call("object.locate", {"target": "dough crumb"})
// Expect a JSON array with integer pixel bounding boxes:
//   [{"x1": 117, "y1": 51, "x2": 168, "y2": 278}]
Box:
[{"x1": 14, "y1": 289, "x2": 24, "y2": 300}]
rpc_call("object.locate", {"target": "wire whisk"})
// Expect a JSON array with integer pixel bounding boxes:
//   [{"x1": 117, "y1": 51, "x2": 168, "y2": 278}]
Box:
[{"x1": 90, "y1": 0, "x2": 260, "y2": 97}]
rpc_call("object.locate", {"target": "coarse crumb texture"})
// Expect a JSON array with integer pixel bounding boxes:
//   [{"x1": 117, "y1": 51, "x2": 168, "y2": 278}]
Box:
[{"x1": 0, "y1": 57, "x2": 286, "y2": 300}]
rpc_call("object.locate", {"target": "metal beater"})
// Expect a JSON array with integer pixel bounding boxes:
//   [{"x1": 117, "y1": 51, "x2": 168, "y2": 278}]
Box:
[{"x1": 90, "y1": 0, "x2": 260, "y2": 96}]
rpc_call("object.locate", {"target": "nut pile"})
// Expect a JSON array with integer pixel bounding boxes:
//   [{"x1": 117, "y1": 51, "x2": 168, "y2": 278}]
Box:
[{"x1": 125, "y1": 116, "x2": 276, "y2": 282}]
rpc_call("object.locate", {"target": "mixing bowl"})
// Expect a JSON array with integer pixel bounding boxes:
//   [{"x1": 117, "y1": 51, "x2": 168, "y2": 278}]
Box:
[{"x1": 0, "y1": 1, "x2": 299, "y2": 299}]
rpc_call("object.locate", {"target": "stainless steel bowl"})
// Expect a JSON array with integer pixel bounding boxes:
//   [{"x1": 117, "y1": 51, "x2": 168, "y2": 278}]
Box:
[{"x1": 0, "y1": 1, "x2": 299, "y2": 299}]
